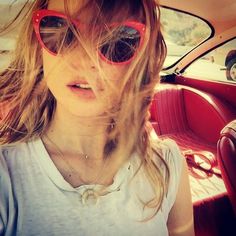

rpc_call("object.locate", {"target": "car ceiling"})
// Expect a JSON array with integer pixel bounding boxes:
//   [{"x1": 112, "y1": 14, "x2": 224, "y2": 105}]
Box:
[
  {"x1": 159, "y1": 0, "x2": 236, "y2": 34},
  {"x1": 1, "y1": 0, "x2": 235, "y2": 32}
]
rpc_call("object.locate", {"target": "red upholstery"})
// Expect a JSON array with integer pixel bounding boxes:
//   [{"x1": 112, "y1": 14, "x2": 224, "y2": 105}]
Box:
[
  {"x1": 217, "y1": 120, "x2": 236, "y2": 215},
  {"x1": 150, "y1": 84, "x2": 235, "y2": 158},
  {"x1": 150, "y1": 83, "x2": 236, "y2": 235},
  {"x1": 183, "y1": 88, "x2": 234, "y2": 144}
]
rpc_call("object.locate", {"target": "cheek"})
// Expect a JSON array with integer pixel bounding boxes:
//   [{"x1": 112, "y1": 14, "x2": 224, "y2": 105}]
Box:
[
  {"x1": 42, "y1": 51, "x2": 55, "y2": 74},
  {"x1": 102, "y1": 63, "x2": 128, "y2": 82},
  {"x1": 42, "y1": 50, "x2": 63, "y2": 76},
  {"x1": 99, "y1": 64, "x2": 129, "y2": 106},
  {"x1": 42, "y1": 50, "x2": 64, "y2": 92},
  {"x1": 108, "y1": 66, "x2": 128, "y2": 92}
]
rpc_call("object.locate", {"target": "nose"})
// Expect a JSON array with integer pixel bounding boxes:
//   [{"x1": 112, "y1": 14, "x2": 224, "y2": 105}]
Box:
[{"x1": 66, "y1": 46, "x2": 98, "y2": 71}]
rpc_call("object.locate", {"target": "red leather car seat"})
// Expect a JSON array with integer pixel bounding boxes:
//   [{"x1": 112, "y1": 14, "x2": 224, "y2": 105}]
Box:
[{"x1": 217, "y1": 119, "x2": 236, "y2": 215}]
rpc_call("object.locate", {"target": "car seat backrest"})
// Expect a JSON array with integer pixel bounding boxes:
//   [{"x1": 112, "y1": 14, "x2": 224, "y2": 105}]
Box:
[
  {"x1": 150, "y1": 84, "x2": 235, "y2": 144},
  {"x1": 217, "y1": 119, "x2": 236, "y2": 215}
]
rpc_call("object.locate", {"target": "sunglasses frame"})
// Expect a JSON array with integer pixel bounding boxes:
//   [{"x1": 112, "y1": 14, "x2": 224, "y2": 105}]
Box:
[{"x1": 32, "y1": 9, "x2": 146, "y2": 65}]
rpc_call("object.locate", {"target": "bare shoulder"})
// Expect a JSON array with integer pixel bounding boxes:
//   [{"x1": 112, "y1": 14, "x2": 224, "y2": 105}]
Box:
[
  {"x1": 149, "y1": 130, "x2": 194, "y2": 235},
  {"x1": 167, "y1": 155, "x2": 195, "y2": 236},
  {"x1": 150, "y1": 129, "x2": 184, "y2": 169}
]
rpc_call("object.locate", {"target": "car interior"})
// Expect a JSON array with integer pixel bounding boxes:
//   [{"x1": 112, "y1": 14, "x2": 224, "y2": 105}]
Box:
[
  {"x1": 149, "y1": 0, "x2": 236, "y2": 235},
  {"x1": 0, "y1": 0, "x2": 236, "y2": 235}
]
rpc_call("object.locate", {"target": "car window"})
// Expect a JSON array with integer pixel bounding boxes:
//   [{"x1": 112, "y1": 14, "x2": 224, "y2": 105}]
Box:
[
  {"x1": 160, "y1": 7, "x2": 211, "y2": 68},
  {"x1": 183, "y1": 38, "x2": 236, "y2": 83}
]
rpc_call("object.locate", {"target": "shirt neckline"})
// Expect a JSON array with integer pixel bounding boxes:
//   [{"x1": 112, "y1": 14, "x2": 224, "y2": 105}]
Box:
[{"x1": 29, "y1": 138, "x2": 135, "y2": 193}]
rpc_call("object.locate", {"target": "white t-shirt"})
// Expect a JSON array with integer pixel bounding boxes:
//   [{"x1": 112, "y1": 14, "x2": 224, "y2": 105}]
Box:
[{"x1": 0, "y1": 138, "x2": 183, "y2": 236}]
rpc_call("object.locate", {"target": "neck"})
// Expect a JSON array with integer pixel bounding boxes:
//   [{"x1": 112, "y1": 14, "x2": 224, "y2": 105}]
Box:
[{"x1": 43, "y1": 106, "x2": 110, "y2": 161}]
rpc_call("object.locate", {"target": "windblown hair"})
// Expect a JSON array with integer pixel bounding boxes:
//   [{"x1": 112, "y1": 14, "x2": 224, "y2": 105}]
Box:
[{"x1": 0, "y1": 0, "x2": 169, "y2": 220}]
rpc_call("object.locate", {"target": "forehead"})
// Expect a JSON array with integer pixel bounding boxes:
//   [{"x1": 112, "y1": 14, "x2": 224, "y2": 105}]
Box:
[
  {"x1": 46, "y1": 0, "x2": 144, "y2": 22},
  {"x1": 47, "y1": 0, "x2": 94, "y2": 24}
]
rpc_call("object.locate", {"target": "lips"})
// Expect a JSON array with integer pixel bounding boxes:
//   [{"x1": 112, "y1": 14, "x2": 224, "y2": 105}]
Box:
[
  {"x1": 68, "y1": 80, "x2": 91, "y2": 87},
  {"x1": 67, "y1": 81, "x2": 96, "y2": 99}
]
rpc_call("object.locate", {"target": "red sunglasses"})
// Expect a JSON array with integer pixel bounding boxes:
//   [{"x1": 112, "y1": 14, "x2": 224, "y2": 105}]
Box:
[{"x1": 32, "y1": 9, "x2": 146, "y2": 65}]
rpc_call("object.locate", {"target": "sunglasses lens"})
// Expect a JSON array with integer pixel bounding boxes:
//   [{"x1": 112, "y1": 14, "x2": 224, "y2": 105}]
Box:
[
  {"x1": 36, "y1": 13, "x2": 142, "y2": 63},
  {"x1": 100, "y1": 26, "x2": 141, "y2": 63},
  {"x1": 39, "y1": 16, "x2": 75, "y2": 54}
]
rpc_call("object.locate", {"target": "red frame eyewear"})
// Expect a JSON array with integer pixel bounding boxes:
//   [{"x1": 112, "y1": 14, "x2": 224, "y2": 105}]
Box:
[{"x1": 32, "y1": 9, "x2": 146, "y2": 65}]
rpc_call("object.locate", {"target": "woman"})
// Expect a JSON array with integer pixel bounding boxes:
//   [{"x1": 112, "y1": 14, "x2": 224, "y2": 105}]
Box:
[{"x1": 0, "y1": 0, "x2": 194, "y2": 235}]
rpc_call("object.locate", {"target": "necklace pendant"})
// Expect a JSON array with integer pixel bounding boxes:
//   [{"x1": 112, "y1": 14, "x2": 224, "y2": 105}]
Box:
[{"x1": 81, "y1": 188, "x2": 99, "y2": 205}]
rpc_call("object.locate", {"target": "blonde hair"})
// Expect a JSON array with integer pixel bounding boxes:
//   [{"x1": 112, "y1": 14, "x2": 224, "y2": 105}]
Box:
[{"x1": 0, "y1": 0, "x2": 169, "y2": 220}]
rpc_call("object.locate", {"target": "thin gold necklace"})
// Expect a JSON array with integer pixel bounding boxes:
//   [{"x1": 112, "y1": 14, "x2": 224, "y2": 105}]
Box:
[
  {"x1": 44, "y1": 134, "x2": 107, "y2": 182},
  {"x1": 44, "y1": 135, "x2": 121, "y2": 205}
]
